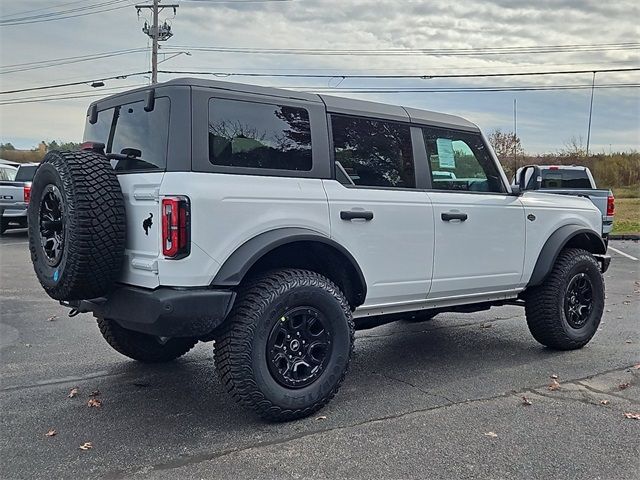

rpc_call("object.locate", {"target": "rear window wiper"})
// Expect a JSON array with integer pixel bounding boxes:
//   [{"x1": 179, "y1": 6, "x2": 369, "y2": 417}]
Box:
[{"x1": 107, "y1": 148, "x2": 158, "y2": 170}]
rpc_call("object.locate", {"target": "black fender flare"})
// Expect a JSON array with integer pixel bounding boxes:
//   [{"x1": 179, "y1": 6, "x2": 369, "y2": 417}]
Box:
[
  {"x1": 211, "y1": 227, "x2": 367, "y2": 301},
  {"x1": 527, "y1": 224, "x2": 606, "y2": 287}
]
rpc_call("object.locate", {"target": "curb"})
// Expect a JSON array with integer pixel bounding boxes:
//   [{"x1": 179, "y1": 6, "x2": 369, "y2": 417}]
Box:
[{"x1": 609, "y1": 234, "x2": 640, "y2": 241}]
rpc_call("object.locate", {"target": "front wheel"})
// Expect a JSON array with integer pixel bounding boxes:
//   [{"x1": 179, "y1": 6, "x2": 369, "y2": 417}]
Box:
[
  {"x1": 525, "y1": 248, "x2": 604, "y2": 350},
  {"x1": 214, "y1": 269, "x2": 354, "y2": 422}
]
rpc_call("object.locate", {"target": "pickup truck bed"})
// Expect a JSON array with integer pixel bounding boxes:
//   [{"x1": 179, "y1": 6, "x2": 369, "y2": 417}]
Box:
[{"x1": 541, "y1": 188, "x2": 613, "y2": 236}]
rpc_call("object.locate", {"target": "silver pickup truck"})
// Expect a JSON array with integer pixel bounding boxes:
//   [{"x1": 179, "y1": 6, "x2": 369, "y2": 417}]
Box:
[
  {"x1": 515, "y1": 165, "x2": 614, "y2": 245},
  {"x1": 0, "y1": 163, "x2": 38, "y2": 234}
]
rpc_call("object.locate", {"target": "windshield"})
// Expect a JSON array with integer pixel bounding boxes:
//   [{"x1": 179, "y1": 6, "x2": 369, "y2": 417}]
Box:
[
  {"x1": 83, "y1": 97, "x2": 170, "y2": 172},
  {"x1": 15, "y1": 165, "x2": 38, "y2": 182},
  {"x1": 540, "y1": 169, "x2": 592, "y2": 189}
]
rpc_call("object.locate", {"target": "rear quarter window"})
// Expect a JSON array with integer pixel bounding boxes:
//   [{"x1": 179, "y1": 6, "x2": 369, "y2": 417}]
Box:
[{"x1": 208, "y1": 98, "x2": 313, "y2": 171}]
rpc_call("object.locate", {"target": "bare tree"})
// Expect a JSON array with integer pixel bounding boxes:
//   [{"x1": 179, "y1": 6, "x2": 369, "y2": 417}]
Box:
[{"x1": 487, "y1": 129, "x2": 524, "y2": 161}]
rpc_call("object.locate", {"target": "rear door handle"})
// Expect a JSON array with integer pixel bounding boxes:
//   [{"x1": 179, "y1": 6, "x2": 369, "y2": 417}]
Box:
[
  {"x1": 341, "y1": 210, "x2": 374, "y2": 221},
  {"x1": 441, "y1": 212, "x2": 468, "y2": 222}
]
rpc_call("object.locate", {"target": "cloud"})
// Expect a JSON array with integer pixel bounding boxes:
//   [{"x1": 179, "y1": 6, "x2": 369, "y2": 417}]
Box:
[{"x1": 0, "y1": 0, "x2": 638, "y2": 151}]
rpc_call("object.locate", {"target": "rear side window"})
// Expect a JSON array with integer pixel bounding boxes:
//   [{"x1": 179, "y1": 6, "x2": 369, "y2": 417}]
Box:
[
  {"x1": 15, "y1": 165, "x2": 38, "y2": 182},
  {"x1": 83, "y1": 97, "x2": 170, "y2": 171},
  {"x1": 422, "y1": 127, "x2": 505, "y2": 193},
  {"x1": 331, "y1": 115, "x2": 415, "y2": 189},
  {"x1": 208, "y1": 99, "x2": 312, "y2": 171},
  {"x1": 540, "y1": 169, "x2": 591, "y2": 189}
]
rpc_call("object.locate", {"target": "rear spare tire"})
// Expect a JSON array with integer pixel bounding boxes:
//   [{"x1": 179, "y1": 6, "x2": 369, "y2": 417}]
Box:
[{"x1": 28, "y1": 150, "x2": 125, "y2": 300}]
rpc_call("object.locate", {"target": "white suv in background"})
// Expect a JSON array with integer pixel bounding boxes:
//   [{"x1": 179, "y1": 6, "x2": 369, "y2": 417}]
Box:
[{"x1": 27, "y1": 78, "x2": 610, "y2": 421}]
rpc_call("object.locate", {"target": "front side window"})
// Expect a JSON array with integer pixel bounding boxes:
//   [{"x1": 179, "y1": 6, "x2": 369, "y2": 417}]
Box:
[
  {"x1": 208, "y1": 99, "x2": 312, "y2": 171},
  {"x1": 422, "y1": 128, "x2": 505, "y2": 193},
  {"x1": 83, "y1": 97, "x2": 171, "y2": 171},
  {"x1": 332, "y1": 115, "x2": 414, "y2": 188}
]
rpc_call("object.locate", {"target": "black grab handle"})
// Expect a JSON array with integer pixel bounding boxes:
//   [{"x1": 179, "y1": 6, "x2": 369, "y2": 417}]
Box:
[
  {"x1": 341, "y1": 210, "x2": 374, "y2": 221},
  {"x1": 441, "y1": 212, "x2": 468, "y2": 222}
]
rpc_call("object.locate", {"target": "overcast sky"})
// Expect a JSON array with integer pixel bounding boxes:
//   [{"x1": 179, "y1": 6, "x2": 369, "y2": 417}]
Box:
[{"x1": 0, "y1": 0, "x2": 638, "y2": 153}]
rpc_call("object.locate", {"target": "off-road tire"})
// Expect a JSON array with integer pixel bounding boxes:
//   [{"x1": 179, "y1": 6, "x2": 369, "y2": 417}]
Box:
[
  {"x1": 97, "y1": 317, "x2": 197, "y2": 363},
  {"x1": 28, "y1": 150, "x2": 125, "y2": 300},
  {"x1": 215, "y1": 269, "x2": 355, "y2": 422},
  {"x1": 525, "y1": 248, "x2": 604, "y2": 350}
]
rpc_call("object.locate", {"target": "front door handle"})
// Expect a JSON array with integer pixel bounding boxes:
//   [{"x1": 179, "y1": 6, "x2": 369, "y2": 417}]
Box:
[
  {"x1": 441, "y1": 212, "x2": 468, "y2": 222},
  {"x1": 341, "y1": 210, "x2": 374, "y2": 221}
]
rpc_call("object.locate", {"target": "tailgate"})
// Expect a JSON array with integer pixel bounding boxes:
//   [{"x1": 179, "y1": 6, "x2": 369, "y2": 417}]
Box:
[
  {"x1": 117, "y1": 173, "x2": 164, "y2": 289},
  {"x1": 0, "y1": 182, "x2": 26, "y2": 212}
]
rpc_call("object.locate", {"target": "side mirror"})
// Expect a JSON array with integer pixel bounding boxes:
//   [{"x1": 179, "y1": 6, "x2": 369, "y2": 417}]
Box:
[
  {"x1": 518, "y1": 165, "x2": 541, "y2": 191},
  {"x1": 510, "y1": 185, "x2": 521, "y2": 196}
]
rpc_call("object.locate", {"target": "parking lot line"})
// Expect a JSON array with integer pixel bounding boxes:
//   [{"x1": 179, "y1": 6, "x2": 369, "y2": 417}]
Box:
[{"x1": 608, "y1": 246, "x2": 639, "y2": 261}]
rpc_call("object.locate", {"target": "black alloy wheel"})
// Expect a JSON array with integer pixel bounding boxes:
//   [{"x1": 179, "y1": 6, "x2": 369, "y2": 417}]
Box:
[
  {"x1": 564, "y1": 272, "x2": 594, "y2": 329},
  {"x1": 38, "y1": 185, "x2": 65, "y2": 267},
  {"x1": 266, "y1": 306, "x2": 332, "y2": 389}
]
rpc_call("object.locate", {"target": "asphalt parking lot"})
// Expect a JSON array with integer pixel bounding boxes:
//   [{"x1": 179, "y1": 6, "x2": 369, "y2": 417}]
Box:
[{"x1": 1, "y1": 231, "x2": 638, "y2": 480}]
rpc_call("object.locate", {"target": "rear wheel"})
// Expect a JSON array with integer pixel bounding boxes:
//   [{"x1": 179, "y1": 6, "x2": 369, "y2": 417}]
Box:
[
  {"x1": 97, "y1": 317, "x2": 197, "y2": 363},
  {"x1": 215, "y1": 269, "x2": 354, "y2": 422},
  {"x1": 525, "y1": 248, "x2": 604, "y2": 350}
]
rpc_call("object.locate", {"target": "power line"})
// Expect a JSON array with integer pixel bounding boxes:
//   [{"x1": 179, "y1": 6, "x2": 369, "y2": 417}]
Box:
[
  {"x1": 1, "y1": 82, "x2": 638, "y2": 106},
  {"x1": 2, "y1": 67, "x2": 638, "y2": 96},
  {"x1": 0, "y1": 49, "x2": 149, "y2": 75},
  {"x1": 0, "y1": 72, "x2": 151, "y2": 95},
  {"x1": 162, "y1": 42, "x2": 640, "y2": 57},
  {"x1": 1, "y1": 0, "x2": 106, "y2": 19},
  {"x1": 158, "y1": 66, "x2": 640, "y2": 79},
  {"x1": 297, "y1": 84, "x2": 640, "y2": 93},
  {"x1": 0, "y1": 0, "x2": 132, "y2": 26}
]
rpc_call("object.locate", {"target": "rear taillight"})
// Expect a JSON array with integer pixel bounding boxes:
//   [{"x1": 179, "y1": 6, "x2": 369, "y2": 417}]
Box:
[
  {"x1": 161, "y1": 196, "x2": 190, "y2": 259},
  {"x1": 606, "y1": 194, "x2": 615, "y2": 217},
  {"x1": 23, "y1": 184, "x2": 31, "y2": 204}
]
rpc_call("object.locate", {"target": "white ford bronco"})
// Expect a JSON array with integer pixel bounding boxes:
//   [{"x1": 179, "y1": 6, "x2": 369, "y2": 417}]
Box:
[{"x1": 28, "y1": 78, "x2": 610, "y2": 421}]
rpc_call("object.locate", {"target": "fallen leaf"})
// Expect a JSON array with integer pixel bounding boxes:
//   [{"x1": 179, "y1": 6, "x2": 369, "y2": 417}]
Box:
[
  {"x1": 618, "y1": 382, "x2": 630, "y2": 390},
  {"x1": 600, "y1": 400, "x2": 610, "y2": 405},
  {"x1": 548, "y1": 379, "x2": 561, "y2": 391},
  {"x1": 484, "y1": 431, "x2": 498, "y2": 438},
  {"x1": 625, "y1": 340, "x2": 633, "y2": 343},
  {"x1": 68, "y1": 387, "x2": 79, "y2": 398},
  {"x1": 79, "y1": 442, "x2": 93, "y2": 451},
  {"x1": 550, "y1": 374, "x2": 559, "y2": 379},
  {"x1": 24, "y1": 344, "x2": 31, "y2": 348},
  {"x1": 623, "y1": 301, "x2": 631, "y2": 305},
  {"x1": 87, "y1": 398, "x2": 102, "y2": 408},
  {"x1": 89, "y1": 390, "x2": 101, "y2": 397},
  {"x1": 623, "y1": 412, "x2": 640, "y2": 420},
  {"x1": 521, "y1": 396, "x2": 532, "y2": 406},
  {"x1": 480, "y1": 323, "x2": 492, "y2": 329},
  {"x1": 315, "y1": 416, "x2": 327, "y2": 421},
  {"x1": 633, "y1": 364, "x2": 640, "y2": 370},
  {"x1": 45, "y1": 429, "x2": 57, "y2": 437},
  {"x1": 47, "y1": 315, "x2": 57, "y2": 322},
  {"x1": 605, "y1": 309, "x2": 612, "y2": 313}
]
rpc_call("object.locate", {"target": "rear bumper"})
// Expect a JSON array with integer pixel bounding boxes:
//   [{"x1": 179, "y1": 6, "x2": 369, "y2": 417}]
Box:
[{"x1": 69, "y1": 285, "x2": 236, "y2": 337}]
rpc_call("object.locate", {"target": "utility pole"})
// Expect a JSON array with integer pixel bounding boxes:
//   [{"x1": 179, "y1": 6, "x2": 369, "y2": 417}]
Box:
[
  {"x1": 135, "y1": 0, "x2": 179, "y2": 84},
  {"x1": 586, "y1": 71, "x2": 596, "y2": 156},
  {"x1": 513, "y1": 98, "x2": 517, "y2": 175}
]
